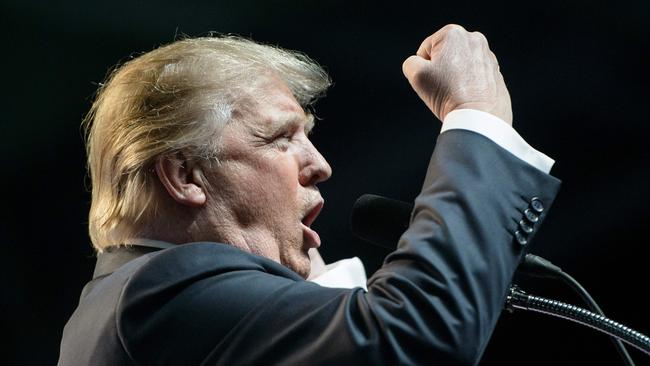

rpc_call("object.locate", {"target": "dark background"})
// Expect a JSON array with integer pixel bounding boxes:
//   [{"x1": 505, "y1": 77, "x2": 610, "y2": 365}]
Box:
[{"x1": 2, "y1": 0, "x2": 649, "y2": 364}]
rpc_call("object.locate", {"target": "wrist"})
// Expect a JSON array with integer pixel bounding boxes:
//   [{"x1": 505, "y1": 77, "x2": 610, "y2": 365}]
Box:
[{"x1": 447, "y1": 102, "x2": 512, "y2": 126}]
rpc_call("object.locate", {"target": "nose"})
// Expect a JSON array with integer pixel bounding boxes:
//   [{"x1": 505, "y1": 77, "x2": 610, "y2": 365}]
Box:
[{"x1": 299, "y1": 139, "x2": 332, "y2": 187}]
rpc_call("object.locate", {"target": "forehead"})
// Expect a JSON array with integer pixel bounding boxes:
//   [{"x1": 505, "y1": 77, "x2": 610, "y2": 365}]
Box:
[{"x1": 237, "y1": 76, "x2": 315, "y2": 132}]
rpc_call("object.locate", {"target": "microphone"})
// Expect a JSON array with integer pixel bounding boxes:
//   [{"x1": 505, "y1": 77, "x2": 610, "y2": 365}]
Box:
[{"x1": 350, "y1": 194, "x2": 413, "y2": 249}]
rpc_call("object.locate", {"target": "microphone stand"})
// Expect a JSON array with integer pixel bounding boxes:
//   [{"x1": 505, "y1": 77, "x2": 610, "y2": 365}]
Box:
[
  {"x1": 505, "y1": 285, "x2": 650, "y2": 356},
  {"x1": 349, "y1": 195, "x2": 649, "y2": 363}
]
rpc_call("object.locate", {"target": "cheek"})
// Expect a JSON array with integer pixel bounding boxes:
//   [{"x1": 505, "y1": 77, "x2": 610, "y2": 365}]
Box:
[
  {"x1": 235, "y1": 157, "x2": 299, "y2": 209},
  {"x1": 256, "y1": 153, "x2": 300, "y2": 191}
]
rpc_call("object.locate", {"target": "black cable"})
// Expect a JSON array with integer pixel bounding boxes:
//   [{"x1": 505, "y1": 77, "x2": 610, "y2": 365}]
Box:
[
  {"x1": 557, "y1": 271, "x2": 635, "y2": 365},
  {"x1": 519, "y1": 254, "x2": 636, "y2": 365}
]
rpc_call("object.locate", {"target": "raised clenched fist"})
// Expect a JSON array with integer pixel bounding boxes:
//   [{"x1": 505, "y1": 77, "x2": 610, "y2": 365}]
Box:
[{"x1": 402, "y1": 24, "x2": 513, "y2": 125}]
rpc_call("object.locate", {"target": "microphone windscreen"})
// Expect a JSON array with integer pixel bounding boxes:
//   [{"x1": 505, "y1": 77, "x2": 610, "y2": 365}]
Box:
[{"x1": 350, "y1": 194, "x2": 413, "y2": 250}]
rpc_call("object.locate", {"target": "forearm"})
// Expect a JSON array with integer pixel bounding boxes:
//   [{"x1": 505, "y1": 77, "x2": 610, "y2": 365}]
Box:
[{"x1": 362, "y1": 129, "x2": 560, "y2": 364}]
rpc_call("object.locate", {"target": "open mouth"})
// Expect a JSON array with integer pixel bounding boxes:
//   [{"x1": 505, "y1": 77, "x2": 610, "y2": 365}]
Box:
[
  {"x1": 302, "y1": 200, "x2": 324, "y2": 228},
  {"x1": 301, "y1": 200, "x2": 324, "y2": 248}
]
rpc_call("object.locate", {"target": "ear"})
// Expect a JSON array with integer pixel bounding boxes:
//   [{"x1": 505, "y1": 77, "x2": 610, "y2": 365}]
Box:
[{"x1": 155, "y1": 152, "x2": 207, "y2": 207}]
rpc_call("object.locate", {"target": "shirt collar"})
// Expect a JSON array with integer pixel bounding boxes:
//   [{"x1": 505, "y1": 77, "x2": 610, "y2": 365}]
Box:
[{"x1": 92, "y1": 239, "x2": 177, "y2": 279}]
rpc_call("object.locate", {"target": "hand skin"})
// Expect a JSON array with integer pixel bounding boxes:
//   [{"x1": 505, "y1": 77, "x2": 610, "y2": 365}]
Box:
[{"x1": 402, "y1": 24, "x2": 513, "y2": 125}]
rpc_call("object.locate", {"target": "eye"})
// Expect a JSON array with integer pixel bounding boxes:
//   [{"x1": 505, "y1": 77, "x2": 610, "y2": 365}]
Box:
[
  {"x1": 270, "y1": 130, "x2": 294, "y2": 150},
  {"x1": 276, "y1": 131, "x2": 294, "y2": 142},
  {"x1": 280, "y1": 132, "x2": 293, "y2": 141}
]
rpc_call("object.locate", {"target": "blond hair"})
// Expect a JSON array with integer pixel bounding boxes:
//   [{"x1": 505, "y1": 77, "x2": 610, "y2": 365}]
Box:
[{"x1": 84, "y1": 35, "x2": 331, "y2": 251}]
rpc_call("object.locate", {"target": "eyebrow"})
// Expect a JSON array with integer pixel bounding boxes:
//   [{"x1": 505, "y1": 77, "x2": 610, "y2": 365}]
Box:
[
  {"x1": 277, "y1": 113, "x2": 315, "y2": 134},
  {"x1": 304, "y1": 114, "x2": 315, "y2": 134}
]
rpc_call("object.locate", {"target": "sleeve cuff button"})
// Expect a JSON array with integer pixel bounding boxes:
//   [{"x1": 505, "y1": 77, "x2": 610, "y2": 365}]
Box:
[
  {"x1": 515, "y1": 230, "x2": 528, "y2": 246},
  {"x1": 519, "y1": 220, "x2": 534, "y2": 234},
  {"x1": 524, "y1": 208, "x2": 539, "y2": 223},
  {"x1": 530, "y1": 197, "x2": 544, "y2": 213}
]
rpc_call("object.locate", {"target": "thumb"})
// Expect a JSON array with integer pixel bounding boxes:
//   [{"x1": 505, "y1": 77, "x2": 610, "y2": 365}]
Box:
[{"x1": 402, "y1": 55, "x2": 429, "y2": 82}]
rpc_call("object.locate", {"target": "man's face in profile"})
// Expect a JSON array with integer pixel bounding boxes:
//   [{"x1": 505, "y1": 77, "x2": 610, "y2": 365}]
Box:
[{"x1": 200, "y1": 75, "x2": 332, "y2": 278}]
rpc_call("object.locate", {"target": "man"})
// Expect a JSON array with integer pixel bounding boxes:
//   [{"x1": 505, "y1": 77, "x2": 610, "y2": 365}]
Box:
[{"x1": 59, "y1": 25, "x2": 560, "y2": 365}]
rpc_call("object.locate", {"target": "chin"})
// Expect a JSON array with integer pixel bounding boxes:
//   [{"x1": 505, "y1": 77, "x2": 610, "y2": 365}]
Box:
[
  {"x1": 294, "y1": 262, "x2": 311, "y2": 279},
  {"x1": 285, "y1": 252, "x2": 311, "y2": 279}
]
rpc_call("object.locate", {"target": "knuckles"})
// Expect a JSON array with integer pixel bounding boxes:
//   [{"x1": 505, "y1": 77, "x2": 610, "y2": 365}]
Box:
[
  {"x1": 471, "y1": 31, "x2": 488, "y2": 46},
  {"x1": 442, "y1": 23, "x2": 467, "y2": 35},
  {"x1": 434, "y1": 25, "x2": 490, "y2": 49},
  {"x1": 426, "y1": 24, "x2": 467, "y2": 43},
  {"x1": 407, "y1": 25, "x2": 510, "y2": 123}
]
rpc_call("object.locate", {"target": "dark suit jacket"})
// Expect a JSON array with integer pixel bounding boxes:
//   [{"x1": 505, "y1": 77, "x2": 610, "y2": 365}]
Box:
[{"x1": 59, "y1": 130, "x2": 561, "y2": 365}]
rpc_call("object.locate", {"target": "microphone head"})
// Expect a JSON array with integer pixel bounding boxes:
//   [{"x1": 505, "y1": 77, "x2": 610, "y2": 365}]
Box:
[{"x1": 350, "y1": 194, "x2": 413, "y2": 250}]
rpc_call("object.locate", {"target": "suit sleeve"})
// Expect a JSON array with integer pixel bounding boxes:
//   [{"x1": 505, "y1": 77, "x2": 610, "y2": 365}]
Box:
[{"x1": 118, "y1": 129, "x2": 561, "y2": 366}]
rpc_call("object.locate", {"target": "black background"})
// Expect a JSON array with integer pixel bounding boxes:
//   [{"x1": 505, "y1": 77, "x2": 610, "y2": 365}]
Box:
[{"x1": 2, "y1": 0, "x2": 649, "y2": 364}]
